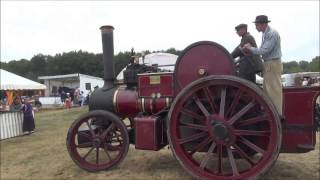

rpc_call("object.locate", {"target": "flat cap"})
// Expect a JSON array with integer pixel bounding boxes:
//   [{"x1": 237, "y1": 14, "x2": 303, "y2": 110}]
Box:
[{"x1": 235, "y1": 23, "x2": 247, "y2": 31}]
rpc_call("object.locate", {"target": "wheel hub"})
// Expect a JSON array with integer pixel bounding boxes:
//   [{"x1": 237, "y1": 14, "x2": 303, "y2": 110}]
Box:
[
  {"x1": 212, "y1": 123, "x2": 229, "y2": 140},
  {"x1": 93, "y1": 138, "x2": 101, "y2": 147}
]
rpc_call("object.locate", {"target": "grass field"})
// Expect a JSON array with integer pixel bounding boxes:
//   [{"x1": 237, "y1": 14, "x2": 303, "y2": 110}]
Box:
[{"x1": 1, "y1": 108, "x2": 319, "y2": 180}]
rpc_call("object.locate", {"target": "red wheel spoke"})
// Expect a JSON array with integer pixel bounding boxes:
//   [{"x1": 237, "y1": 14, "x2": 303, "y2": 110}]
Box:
[
  {"x1": 219, "y1": 87, "x2": 227, "y2": 117},
  {"x1": 217, "y1": 144, "x2": 223, "y2": 174},
  {"x1": 83, "y1": 146, "x2": 95, "y2": 160},
  {"x1": 236, "y1": 114, "x2": 269, "y2": 127},
  {"x1": 200, "y1": 141, "x2": 217, "y2": 169},
  {"x1": 181, "y1": 108, "x2": 205, "y2": 122},
  {"x1": 227, "y1": 148, "x2": 239, "y2": 176},
  {"x1": 86, "y1": 121, "x2": 95, "y2": 136},
  {"x1": 234, "y1": 130, "x2": 270, "y2": 136},
  {"x1": 189, "y1": 137, "x2": 212, "y2": 156},
  {"x1": 78, "y1": 131, "x2": 92, "y2": 140},
  {"x1": 239, "y1": 136, "x2": 265, "y2": 154},
  {"x1": 101, "y1": 123, "x2": 115, "y2": 138},
  {"x1": 226, "y1": 89, "x2": 242, "y2": 117},
  {"x1": 193, "y1": 96, "x2": 210, "y2": 117},
  {"x1": 203, "y1": 87, "x2": 218, "y2": 113},
  {"x1": 76, "y1": 142, "x2": 93, "y2": 148},
  {"x1": 233, "y1": 144, "x2": 255, "y2": 166},
  {"x1": 228, "y1": 101, "x2": 256, "y2": 125},
  {"x1": 180, "y1": 122, "x2": 208, "y2": 131},
  {"x1": 179, "y1": 131, "x2": 208, "y2": 145},
  {"x1": 103, "y1": 144, "x2": 112, "y2": 161},
  {"x1": 96, "y1": 147, "x2": 99, "y2": 164}
]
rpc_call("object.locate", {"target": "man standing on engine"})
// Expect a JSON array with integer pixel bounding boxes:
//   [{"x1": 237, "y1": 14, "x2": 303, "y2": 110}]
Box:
[
  {"x1": 243, "y1": 15, "x2": 283, "y2": 116},
  {"x1": 231, "y1": 23, "x2": 263, "y2": 83}
]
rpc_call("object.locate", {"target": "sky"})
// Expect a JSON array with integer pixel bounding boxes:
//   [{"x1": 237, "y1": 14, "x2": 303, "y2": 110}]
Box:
[{"x1": 1, "y1": 1, "x2": 319, "y2": 63}]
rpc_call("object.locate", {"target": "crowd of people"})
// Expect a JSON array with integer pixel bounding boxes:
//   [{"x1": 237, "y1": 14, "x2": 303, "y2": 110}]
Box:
[
  {"x1": 59, "y1": 87, "x2": 93, "y2": 109},
  {"x1": 302, "y1": 76, "x2": 320, "y2": 87}
]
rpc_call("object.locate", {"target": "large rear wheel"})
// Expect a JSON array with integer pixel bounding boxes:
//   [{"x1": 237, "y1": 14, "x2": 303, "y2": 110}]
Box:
[{"x1": 168, "y1": 75, "x2": 282, "y2": 180}]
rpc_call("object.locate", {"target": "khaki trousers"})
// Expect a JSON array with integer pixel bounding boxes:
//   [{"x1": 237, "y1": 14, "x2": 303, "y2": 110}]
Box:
[{"x1": 263, "y1": 60, "x2": 283, "y2": 115}]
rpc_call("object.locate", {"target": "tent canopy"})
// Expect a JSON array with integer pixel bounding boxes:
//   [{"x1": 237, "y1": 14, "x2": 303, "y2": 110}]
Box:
[
  {"x1": 116, "y1": 52, "x2": 178, "y2": 80},
  {"x1": 0, "y1": 69, "x2": 46, "y2": 90}
]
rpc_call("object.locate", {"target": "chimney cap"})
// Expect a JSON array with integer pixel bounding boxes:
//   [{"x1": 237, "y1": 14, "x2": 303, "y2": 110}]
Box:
[{"x1": 100, "y1": 25, "x2": 114, "y2": 31}]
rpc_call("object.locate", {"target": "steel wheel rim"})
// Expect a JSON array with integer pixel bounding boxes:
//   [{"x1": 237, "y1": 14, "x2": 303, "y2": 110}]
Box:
[
  {"x1": 168, "y1": 75, "x2": 281, "y2": 180},
  {"x1": 67, "y1": 110, "x2": 129, "y2": 171}
]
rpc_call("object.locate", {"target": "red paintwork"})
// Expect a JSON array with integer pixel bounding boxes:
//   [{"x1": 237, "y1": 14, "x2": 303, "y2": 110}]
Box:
[
  {"x1": 134, "y1": 116, "x2": 167, "y2": 150},
  {"x1": 174, "y1": 41, "x2": 235, "y2": 94},
  {"x1": 119, "y1": 76, "x2": 319, "y2": 154},
  {"x1": 142, "y1": 98, "x2": 168, "y2": 114},
  {"x1": 281, "y1": 86, "x2": 320, "y2": 153},
  {"x1": 114, "y1": 87, "x2": 170, "y2": 117},
  {"x1": 114, "y1": 87, "x2": 140, "y2": 117},
  {"x1": 138, "y1": 72, "x2": 174, "y2": 97}
]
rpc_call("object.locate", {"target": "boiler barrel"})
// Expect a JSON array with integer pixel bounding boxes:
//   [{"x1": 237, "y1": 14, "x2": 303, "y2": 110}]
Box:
[{"x1": 114, "y1": 87, "x2": 172, "y2": 117}]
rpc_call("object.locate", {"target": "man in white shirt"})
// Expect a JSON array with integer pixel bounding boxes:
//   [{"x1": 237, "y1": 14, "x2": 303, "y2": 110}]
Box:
[{"x1": 243, "y1": 15, "x2": 283, "y2": 116}]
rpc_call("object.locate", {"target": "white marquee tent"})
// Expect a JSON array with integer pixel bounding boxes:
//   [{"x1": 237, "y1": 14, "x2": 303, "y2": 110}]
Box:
[{"x1": 0, "y1": 69, "x2": 46, "y2": 90}]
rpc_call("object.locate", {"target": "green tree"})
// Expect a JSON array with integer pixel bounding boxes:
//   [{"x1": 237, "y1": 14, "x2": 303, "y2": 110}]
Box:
[
  {"x1": 298, "y1": 60, "x2": 309, "y2": 71},
  {"x1": 29, "y1": 54, "x2": 48, "y2": 80},
  {"x1": 4, "y1": 59, "x2": 31, "y2": 77},
  {"x1": 114, "y1": 51, "x2": 131, "y2": 76},
  {"x1": 165, "y1": 48, "x2": 181, "y2": 56},
  {"x1": 283, "y1": 61, "x2": 299, "y2": 73},
  {"x1": 308, "y1": 56, "x2": 320, "y2": 72}
]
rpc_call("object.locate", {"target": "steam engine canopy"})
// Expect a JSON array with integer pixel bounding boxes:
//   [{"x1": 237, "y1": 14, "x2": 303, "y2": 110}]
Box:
[{"x1": 174, "y1": 41, "x2": 235, "y2": 91}]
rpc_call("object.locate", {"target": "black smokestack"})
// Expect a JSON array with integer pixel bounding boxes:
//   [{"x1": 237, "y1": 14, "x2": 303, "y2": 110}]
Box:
[{"x1": 100, "y1": 25, "x2": 115, "y2": 90}]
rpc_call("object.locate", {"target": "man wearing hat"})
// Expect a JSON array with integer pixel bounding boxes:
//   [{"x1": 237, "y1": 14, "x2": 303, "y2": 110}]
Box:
[
  {"x1": 231, "y1": 23, "x2": 263, "y2": 83},
  {"x1": 243, "y1": 15, "x2": 283, "y2": 116}
]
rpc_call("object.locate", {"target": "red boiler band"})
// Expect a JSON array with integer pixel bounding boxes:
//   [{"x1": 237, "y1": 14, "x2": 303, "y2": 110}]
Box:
[{"x1": 113, "y1": 87, "x2": 172, "y2": 117}]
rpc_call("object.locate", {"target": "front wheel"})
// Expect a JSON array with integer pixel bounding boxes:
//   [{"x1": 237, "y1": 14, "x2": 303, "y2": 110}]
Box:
[{"x1": 66, "y1": 110, "x2": 129, "y2": 171}]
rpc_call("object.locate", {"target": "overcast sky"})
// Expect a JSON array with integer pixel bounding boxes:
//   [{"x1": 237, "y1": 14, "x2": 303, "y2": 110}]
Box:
[{"x1": 1, "y1": 1, "x2": 319, "y2": 62}]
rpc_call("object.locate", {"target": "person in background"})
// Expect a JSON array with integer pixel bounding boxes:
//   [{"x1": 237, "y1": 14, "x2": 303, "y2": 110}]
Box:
[
  {"x1": 231, "y1": 23, "x2": 263, "y2": 83},
  {"x1": 79, "y1": 91, "x2": 85, "y2": 106},
  {"x1": 22, "y1": 97, "x2": 35, "y2": 135},
  {"x1": 74, "y1": 87, "x2": 80, "y2": 106},
  {"x1": 33, "y1": 95, "x2": 42, "y2": 110},
  {"x1": 243, "y1": 15, "x2": 283, "y2": 116},
  {"x1": 60, "y1": 90, "x2": 66, "y2": 103},
  {"x1": 65, "y1": 93, "x2": 72, "y2": 109},
  {"x1": 86, "y1": 90, "x2": 92, "y2": 105},
  {"x1": 0, "y1": 99, "x2": 7, "y2": 111},
  {"x1": 302, "y1": 77, "x2": 308, "y2": 86},
  {"x1": 10, "y1": 96, "x2": 23, "y2": 111}
]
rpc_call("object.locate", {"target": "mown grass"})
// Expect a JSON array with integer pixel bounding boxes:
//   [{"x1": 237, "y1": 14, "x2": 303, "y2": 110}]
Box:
[{"x1": 0, "y1": 108, "x2": 319, "y2": 180}]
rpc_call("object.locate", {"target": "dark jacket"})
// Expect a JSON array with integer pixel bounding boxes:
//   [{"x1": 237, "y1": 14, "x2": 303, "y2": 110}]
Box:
[
  {"x1": 231, "y1": 32, "x2": 263, "y2": 75},
  {"x1": 22, "y1": 103, "x2": 33, "y2": 117}
]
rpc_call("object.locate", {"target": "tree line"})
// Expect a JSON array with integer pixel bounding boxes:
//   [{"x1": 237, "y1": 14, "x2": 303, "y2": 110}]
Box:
[
  {"x1": 282, "y1": 57, "x2": 319, "y2": 74},
  {"x1": 0, "y1": 49, "x2": 318, "y2": 82}
]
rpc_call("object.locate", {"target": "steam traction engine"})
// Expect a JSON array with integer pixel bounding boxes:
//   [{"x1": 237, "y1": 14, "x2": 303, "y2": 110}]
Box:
[{"x1": 66, "y1": 26, "x2": 320, "y2": 180}]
